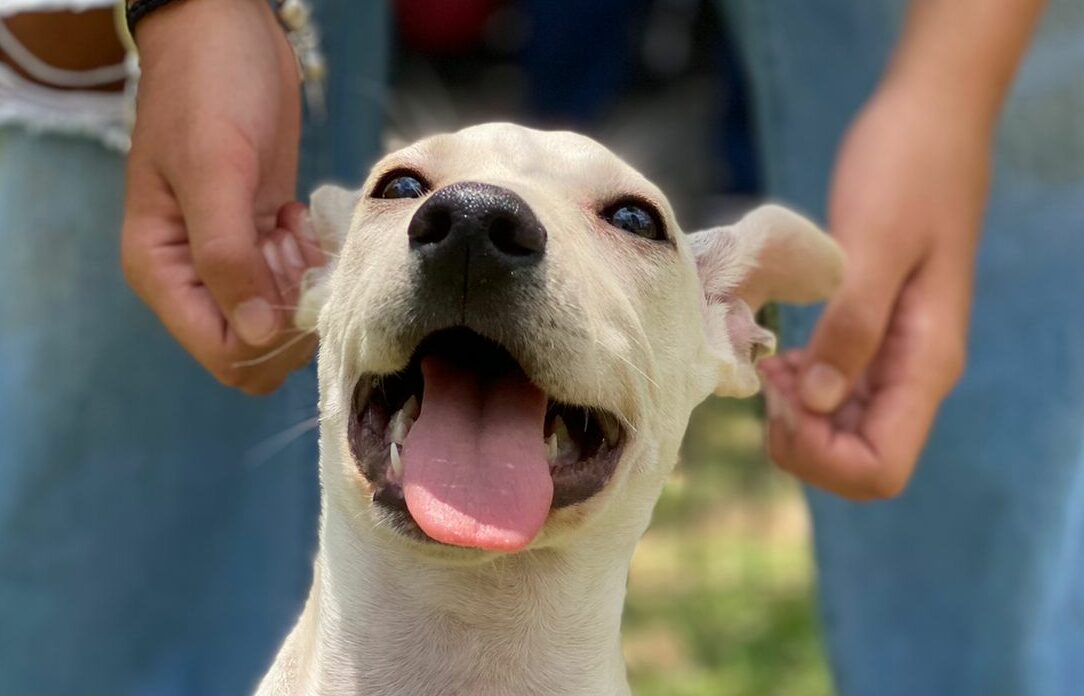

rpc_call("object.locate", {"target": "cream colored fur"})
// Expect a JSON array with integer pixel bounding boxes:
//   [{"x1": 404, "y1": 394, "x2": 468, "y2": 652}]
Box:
[{"x1": 257, "y1": 123, "x2": 842, "y2": 696}]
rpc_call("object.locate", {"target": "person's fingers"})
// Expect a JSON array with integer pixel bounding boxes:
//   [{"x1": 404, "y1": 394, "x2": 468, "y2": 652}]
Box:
[
  {"x1": 797, "y1": 241, "x2": 912, "y2": 415},
  {"x1": 767, "y1": 277, "x2": 962, "y2": 498},
  {"x1": 124, "y1": 212, "x2": 314, "y2": 394},
  {"x1": 278, "y1": 201, "x2": 326, "y2": 263},
  {"x1": 175, "y1": 158, "x2": 285, "y2": 348},
  {"x1": 277, "y1": 229, "x2": 308, "y2": 289},
  {"x1": 789, "y1": 372, "x2": 940, "y2": 500},
  {"x1": 261, "y1": 224, "x2": 322, "y2": 303},
  {"x1": 122, "y1": 217, "x2": 244, "y2": 381},
  {"x1": 261, "y1": 233, "x2": 293, "y2": 304}
]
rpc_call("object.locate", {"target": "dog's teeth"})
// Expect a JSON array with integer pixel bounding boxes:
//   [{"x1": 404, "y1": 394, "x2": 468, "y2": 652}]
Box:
[
  {"x1": 552, "y1": 415, "x2": 568, "y2": 442},
  {"x1": 389, "y1": 443, "x2": 403, "y2": 480},
  {"x1": 402, "y1": 395, "x2": 420, "y2": 420},
  {"x1": 599, "y1": 414, "x2": 620, "y2": 448},
  {"x1": 545, "y1": 433, "x2": 559, "y2": 462},
  {"x1": 389, "y1": 408, "x2": 415, "y2": 445},
  {"x1": 551, "y1": 415, "x2": 578, "y2": 461}
]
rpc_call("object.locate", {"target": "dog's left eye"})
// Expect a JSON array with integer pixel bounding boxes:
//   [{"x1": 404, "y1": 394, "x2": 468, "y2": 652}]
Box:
[
  {"x1": 378, "y1": 173, "x2": 427, "y2": 199},
  {"x1": 604, "y1": 201, "x2": 665, "y2": 241}
]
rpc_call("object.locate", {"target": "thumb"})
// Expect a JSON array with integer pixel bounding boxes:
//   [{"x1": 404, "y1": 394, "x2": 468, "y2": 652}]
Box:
[
  {"x1": 798, "y1": 260, "x2": 903, "y2": 414},
  {"x1": 179, "y1": 165, "x2": 284, "y2": 347}
]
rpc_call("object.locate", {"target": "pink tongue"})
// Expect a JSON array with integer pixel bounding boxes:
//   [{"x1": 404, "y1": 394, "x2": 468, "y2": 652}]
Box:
[{"x1": 401, "y1": 356, "x2": 553, "y2": 552}]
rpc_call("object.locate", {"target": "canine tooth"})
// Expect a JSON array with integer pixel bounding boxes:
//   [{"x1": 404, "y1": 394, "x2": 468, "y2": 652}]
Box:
[
  {"x1": 389, "y1": 408, "x2": 414, "y2": 445},
  {"x1": 551, "y1": 415, "x2": 578, "y2": 460},
  {"x1": 599, "y1": 414, "x2": 620, "y2": 447},
  {"x1": 552, "y1": 415, "x2": 569, "y2": 442},
  {"x1": 545, "y1": 433, "x2": 558, "y2": 462},
  {"x1": 389, "y1": 443, "x2": 403, "y2": 480},
  {"x1": 402, "y1": 395, "x2": 420, "y2": 420}
]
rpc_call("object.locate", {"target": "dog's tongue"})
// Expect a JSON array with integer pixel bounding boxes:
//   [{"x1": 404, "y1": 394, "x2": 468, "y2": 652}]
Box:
[{"x1": 401, "y1": 356, "x2": 553, "y2": 552}]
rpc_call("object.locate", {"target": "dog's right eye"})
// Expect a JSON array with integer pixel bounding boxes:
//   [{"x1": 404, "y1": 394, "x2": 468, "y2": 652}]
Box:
[{"x1": 376, "y1": 172, "x2": 428, "y2": 199}]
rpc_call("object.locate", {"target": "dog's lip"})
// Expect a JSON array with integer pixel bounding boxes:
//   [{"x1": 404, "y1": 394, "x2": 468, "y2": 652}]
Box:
[{"x1": 346, "y1": 327, "x2": 626, "y2": 547}]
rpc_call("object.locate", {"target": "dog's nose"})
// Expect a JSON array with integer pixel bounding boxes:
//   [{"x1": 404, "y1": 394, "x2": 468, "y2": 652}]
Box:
[{"x1": 408, "y1": 183, "x2": 547, "y2": 277}]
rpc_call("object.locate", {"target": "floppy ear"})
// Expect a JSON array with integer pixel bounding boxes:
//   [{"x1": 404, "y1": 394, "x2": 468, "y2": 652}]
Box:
[
  {"x1": 687, "y1": 204, "x2": 844, "y2": 398},
  {"x1": 294, "y1": 184, "x2": 359, "y2": 332}
]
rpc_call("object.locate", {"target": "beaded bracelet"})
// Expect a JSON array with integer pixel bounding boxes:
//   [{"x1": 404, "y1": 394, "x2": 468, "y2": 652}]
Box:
[{"x1": 274, "y1": 0, "x2": 327, "y2": 118}]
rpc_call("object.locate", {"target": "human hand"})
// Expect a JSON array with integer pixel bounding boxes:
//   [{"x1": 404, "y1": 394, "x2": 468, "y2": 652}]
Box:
[
  {"x1": 758, "y1": 80, "x2": 994, "y2": 500},
  {"x1": 121, "y1": 0, "x2": 323, "y2": 394}
]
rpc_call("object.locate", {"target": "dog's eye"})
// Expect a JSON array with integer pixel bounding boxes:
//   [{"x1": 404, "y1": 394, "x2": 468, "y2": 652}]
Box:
[
  {"x1": 604, "y1": 201, "x2": 665, "y2": 241},
  {"x1": 377, "y1": 172, "x2": 427, "y2": 199}
]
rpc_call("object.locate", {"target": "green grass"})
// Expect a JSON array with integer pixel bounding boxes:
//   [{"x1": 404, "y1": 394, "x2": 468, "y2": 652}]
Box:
[{"x1": 623, "y1": 397, "x2": 833, "y2": 696}]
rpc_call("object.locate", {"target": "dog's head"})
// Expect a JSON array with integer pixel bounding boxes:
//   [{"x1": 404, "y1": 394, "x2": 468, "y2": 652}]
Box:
[{"x1": 299, "y1": 123, "x2": 841, "y2": 558}]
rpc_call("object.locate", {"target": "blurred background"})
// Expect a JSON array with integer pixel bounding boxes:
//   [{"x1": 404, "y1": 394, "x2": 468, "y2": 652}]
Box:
[
  {"x1": 8, "y1": 1, "x2": 1084, "y2": 695},
  {"x1": 386, "y1": 1, "x2": 828, "y2": 693}
]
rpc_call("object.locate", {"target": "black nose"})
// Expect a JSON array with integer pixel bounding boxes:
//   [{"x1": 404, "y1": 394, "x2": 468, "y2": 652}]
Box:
[{"x1": 408, "y1": 182, "x2": 547, "y2": 279}]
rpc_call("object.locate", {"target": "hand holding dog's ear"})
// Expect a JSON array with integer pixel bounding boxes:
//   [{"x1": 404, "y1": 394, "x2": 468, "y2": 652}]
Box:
[
  {"x1": 293, "y1": 185, "x2": 357, "y2": 332},
  {"x1": 121, "y1": 0, "x2": 323, "y2": 395},
  {"x1": 759, "y1": 85, "x2": 987, "y2": 500},
  {"x1": 689, "y1": 205, "x2": 843, "y2": 399}
]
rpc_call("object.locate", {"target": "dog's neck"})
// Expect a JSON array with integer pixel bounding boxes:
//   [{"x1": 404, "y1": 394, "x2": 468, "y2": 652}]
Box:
[{"x1": 280, "y1": 505, "x2": 636, "y2": 695}]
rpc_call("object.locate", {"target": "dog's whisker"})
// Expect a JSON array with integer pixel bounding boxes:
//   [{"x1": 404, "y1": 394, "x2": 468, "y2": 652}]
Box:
[
  {"x1": 244, "y1": 416, "x2": 321, "y2": 468},
  {"x1": 296, "y1": 235, "x2": 340, "y2": 259},
  {"x1": 276, "y1": 327, "x2": 317, "y2": 338},
  {"x1": 593, "y1": 338, "x2": 661, "y2": 391},
  {"x1": 232, "y1": 331, "x2": 315, "y2": 368}
]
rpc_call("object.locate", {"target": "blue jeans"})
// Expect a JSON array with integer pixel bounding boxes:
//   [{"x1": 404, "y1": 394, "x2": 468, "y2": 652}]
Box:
[
  {"x1": 721, "y1": 1, "x2": 1084, "y2": 694},
  {"x1": 0, "y1": 2, "x2": 386, "y2": 694}
]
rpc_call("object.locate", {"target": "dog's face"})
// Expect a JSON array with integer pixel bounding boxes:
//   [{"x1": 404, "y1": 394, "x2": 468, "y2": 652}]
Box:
[{"x1": 299, "y1": 123, "x2": 841, "y2": 558}]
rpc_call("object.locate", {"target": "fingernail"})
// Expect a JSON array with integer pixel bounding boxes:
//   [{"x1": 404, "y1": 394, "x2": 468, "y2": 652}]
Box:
[
  {"x1": 763, "y1": 383, "x2": 796, "y2": 432},
  {"x1": 763, "y1": 383, "x2": 782, "y2": 420},
  {"x1": 281, "y1": 234, "x2": 305, "y2": 270},
  {"x1": 233, "y1": 298, "x2": 277, "y2": 346},
  {"x1": 800, "y1": 362, "x2": 847, "y2": 413},
  {"x1": 300, "y1": 209, "x2": 318, "y2": 242},
  {"x1": 262, "y1": 240, "x2": 283, "y2": 276}
]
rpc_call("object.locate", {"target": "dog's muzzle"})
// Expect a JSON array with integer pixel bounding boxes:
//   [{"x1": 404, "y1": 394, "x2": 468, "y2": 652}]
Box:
[{"x1": 345, "y1": 183, "x2": 627, "y2": 554}]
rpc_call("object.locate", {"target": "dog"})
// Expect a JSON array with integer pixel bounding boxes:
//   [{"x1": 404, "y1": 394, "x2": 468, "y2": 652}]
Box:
[{"x1": 257, "y1": 123, "x2": 842, "y2": 695}]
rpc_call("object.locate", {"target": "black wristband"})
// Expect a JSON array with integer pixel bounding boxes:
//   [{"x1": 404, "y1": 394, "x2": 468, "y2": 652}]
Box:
[{"x1": 126, "y1": 0, "x2": 184, "y2": 34}]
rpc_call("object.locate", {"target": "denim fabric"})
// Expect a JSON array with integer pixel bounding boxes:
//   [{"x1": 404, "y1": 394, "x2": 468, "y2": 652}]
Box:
[
  {"x1": 720, "y1": 1, "x2": 1084, "y2": 694},
  {"x1": 519, "y1": 0, "x2": 651, "y2": 128},
  {"x1": 0, "y1": 2, "x2": 387, "y2": 694}
]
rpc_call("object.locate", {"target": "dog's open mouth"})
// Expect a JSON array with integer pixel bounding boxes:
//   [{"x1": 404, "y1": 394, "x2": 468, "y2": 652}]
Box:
[{"x1": 349, "y1": 328, "x2": 624, "y2": 552}]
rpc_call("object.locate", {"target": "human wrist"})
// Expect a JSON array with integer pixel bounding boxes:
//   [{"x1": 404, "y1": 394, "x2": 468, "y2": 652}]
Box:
[
  {"x1": 126, "y1": 0, "x2": 181, "y2": 34},
  {"x1": 129, "y1": 0, "x2": 275, "y2": 50},
  {"x1": 881, "y1": 0, "x2": 1046, "y2": 139},
  {"x1": 868, "y1": 67, "x2": 1003, "y2": 155}
]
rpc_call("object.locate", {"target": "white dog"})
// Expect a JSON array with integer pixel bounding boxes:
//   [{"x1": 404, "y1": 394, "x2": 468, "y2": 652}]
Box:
[{"x1": 257, "y1": 123, "x2": 842, "y2": 695}]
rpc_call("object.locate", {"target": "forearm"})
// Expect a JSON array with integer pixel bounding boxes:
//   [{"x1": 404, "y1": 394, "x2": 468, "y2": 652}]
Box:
[{"x1": 886, "y1": 0, "x2": 1047, "y2": 128}]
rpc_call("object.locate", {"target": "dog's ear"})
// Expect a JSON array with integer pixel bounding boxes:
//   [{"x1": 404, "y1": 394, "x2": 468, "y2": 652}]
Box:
[
  {"x1": 294, "y1": 184, "x2": 359, "y2": 332},
  {"x1": 688, "y1": 204, "x2": 844, "y2": 398}
]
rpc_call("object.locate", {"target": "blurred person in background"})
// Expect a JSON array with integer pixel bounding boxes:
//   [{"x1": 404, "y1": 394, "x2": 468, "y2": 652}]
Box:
[
  {"x1": 722, "y1": 2, "x2": 1084, "y2": 694},
  {"x1": 0, "y1": 1, "x2": 385, "y2": 693}
]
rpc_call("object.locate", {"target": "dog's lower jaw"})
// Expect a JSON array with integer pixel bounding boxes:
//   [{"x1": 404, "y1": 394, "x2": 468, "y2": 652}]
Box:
[{"x1": 257, "y1": 507, "x2": 636, "y2": 696}]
